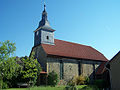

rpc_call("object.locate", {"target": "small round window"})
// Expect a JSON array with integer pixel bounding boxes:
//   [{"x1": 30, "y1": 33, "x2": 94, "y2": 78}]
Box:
[{"x1": 46, "y1": 36, "x2": 49, "y2": 40}]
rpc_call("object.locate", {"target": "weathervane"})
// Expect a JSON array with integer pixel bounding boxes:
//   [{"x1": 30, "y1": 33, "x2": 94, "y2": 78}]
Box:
[{"x1": 43, "y1": 0, "x2": 46, "y2": 11}]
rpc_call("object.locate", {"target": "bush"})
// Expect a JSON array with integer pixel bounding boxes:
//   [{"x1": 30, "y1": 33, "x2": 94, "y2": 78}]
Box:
[
  {"x1": 94, "y1": 79, "x2": 105, "y2": 89},
  {"x1": 47, "y1": 71, "x2": 58, "y2": 87},
  {"x1": 84, "y1": 76, "x2": 90, "y2": 85},
  {"x1": 76, "y1": 75, "x2": 85, "y2": 85},
  {"x1": 2, "y1": 82, "x2": 9, "y2": 89},
  {"x1": 67, "y1": 79, "x2": 76, "y2": 86},
  {"x1": 67, "y1": 75, "x2": 86, "y2": 86}
]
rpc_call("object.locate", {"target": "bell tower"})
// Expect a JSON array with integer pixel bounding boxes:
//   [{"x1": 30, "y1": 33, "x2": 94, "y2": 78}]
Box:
[{"x1": 34, "y1": 4, "x2": 55, "y2": 46}]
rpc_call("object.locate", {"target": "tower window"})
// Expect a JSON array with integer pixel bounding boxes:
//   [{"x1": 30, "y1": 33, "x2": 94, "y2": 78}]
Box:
[{"x1": 46, "y1": 36, "x2": 49, "y2": 40}]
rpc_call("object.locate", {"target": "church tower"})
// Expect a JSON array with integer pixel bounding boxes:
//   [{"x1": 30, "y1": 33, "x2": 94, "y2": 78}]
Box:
[{"x1": 34, "y1": 4, "x2": 55, "y2": 46}]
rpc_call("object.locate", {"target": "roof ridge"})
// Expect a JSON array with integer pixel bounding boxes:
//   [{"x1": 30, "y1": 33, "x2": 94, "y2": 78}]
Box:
[{"x1": 55, "y1": 39, "x2": 90, "y2": 47}]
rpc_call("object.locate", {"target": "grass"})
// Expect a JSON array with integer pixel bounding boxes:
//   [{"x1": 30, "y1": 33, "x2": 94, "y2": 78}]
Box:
[
  {"x1": 4, "y1": 85, "x2": 99, "y2": 90},
  {"x1": 76, "y1": 85, "x2": 99, "y2": 90},
  {"x1": 5, "y1": 86, "x2": 65, "y2": 90}
]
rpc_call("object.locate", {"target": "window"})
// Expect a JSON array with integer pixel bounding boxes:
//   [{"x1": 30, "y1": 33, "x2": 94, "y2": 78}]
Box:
[
  {"x1": 46, "y1": 36, "x2": 49, "y2": 40},
  {"x1": 60, "y1": 61, "x2": 63, "y2": 79}
]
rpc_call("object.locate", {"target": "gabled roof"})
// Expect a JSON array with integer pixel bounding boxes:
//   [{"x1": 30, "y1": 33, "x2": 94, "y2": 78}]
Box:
[
  {"x1": 109, "y1": 51, "x2": 120, "y2": 63},
  {"x1": 41, "y1": 39, "x2": 108, "y2": 61}
]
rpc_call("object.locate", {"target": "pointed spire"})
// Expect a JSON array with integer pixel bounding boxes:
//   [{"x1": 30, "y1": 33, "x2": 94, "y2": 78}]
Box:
[
  {"x1": 38, "y1": 2, "x2": 51, "y2": 29},
  {"x1": 43, "y1": 2, "x2": 46, "y2": 12}
]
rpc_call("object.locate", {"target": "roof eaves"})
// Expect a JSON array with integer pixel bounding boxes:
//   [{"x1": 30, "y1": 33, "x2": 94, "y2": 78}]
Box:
[{"x1": 47, "y1": 54, "x2": 107, "y2": 62}]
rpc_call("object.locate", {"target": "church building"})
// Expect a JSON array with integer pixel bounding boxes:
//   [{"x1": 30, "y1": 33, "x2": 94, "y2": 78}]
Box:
[{"x1": 31, "y1": 4, "x2": 108, "y2": 84}]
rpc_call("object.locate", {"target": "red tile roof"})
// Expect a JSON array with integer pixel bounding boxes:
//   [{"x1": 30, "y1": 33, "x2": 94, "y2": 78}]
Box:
[{"x1": 41, "y1": 39, "x2": 108, "y2": 61}]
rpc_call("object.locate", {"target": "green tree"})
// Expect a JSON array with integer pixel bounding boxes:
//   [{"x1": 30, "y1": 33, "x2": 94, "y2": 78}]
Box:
[
  {"x1": 21, "y1": 52, "x2": 41, "y2": 86},
  {"x1": 0, "y1": 40, "x2": 16, "y2": 62},
  {"x1": 0, "y1": 40, "x2": 18, "y2": 89},
  {"x1": 1, "y1": 57, "x2": 21, "y2": 88},
  {"x1": 1, "y1": 57, "x2": 20, "y2": 79}
]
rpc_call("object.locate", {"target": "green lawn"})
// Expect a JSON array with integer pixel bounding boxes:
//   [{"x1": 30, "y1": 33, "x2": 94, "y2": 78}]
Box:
[
  {"x1": 76, "y1": 85, "x2": 99, "y2": 90},
  {"x1": 4, "y1": 85, "x2": 99, "y2": 90},
  {"x1": 5, "y1": 86, "x2": 65, "y2": 90}
]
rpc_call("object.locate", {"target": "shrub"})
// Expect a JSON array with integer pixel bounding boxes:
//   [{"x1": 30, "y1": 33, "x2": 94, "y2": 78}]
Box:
[
  {"x1": 67, "y1": 75, "x2": 86, "y2": 86},
  {"x1": 47, "y1": 71, "x2": 58, "y2": 87},
  {"x1": 76, "y1": 75, "x2": 85, "y2": 85},
  {"x1": 67, "y1": 79, "x2": 76, "y2": 86},
  {"x1": 94, "y1": 79, "x2": 105, "y2": 89},
  {"x1": 2, "y1": 82, "x2": 9, "y2": 89},
  {"x1": 84, "y1": 76, "x2": 90, "y2": 85}
]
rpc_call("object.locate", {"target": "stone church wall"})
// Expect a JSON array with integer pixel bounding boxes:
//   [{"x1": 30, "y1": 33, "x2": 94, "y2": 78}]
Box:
[
  {"x1": 32, "y1": 45, "x2": 47, "y2": 71},
  {"x1": 63, "y1": 62, "x2": 78, "y2": 82},
  {"x1": 47, "y1": 57, "x2": 102, "y2": 84},
  {"x1": 81, "y1": 60, "x2": 101, "y2": 77},
  {"x1": 47, "y1": 57, "x2": 60, "y2": 79}
]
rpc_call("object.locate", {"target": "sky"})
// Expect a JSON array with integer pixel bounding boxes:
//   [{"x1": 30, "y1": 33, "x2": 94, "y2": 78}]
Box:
[{"x1": 0, "y1": 0, "x2": 120, "y2": 60}]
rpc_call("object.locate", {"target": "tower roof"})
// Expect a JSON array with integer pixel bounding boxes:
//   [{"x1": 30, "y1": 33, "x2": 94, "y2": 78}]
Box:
[{"x1": 37, "y1": 3, "x2": 54, "y2": 31}]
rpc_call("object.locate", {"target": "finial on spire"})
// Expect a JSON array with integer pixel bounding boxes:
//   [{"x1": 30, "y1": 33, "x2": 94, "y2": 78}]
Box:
[{"x1": 43, "y1": 0, "x2": 46, "y2": 11}]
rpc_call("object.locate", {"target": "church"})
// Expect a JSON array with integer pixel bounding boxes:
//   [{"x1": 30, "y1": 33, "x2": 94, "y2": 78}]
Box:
[{"x1": 31, "y1": 4, "x2": 108, "y2": 84}]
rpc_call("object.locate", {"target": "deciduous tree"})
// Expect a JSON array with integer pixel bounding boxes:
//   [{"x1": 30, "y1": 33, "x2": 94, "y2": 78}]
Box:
[
  {"x1": 21, "y1": 52, "x2": 41, "y2": 86},
  {"x1": 0, "y1": 40, "x2": 19, "y2": 89}
]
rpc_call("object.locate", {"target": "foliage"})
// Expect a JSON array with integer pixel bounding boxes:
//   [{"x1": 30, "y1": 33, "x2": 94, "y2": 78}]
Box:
[
  {"x1": 21, "y1": 52, "x2": 41, "y2": 86},
  {"x1": 0, "y1": 41, "x2": 42, "y2": 88},
  {"x1": 76, "y1": 85, "x2": 99, "y2": 90},
  {"x1": 0, "y1": 40, "x2": 19, "y2": 89},
  {"x1": 1, "y1": 57, "x2": 21, "y2": 80},
  {"x1": 67, "y1": 76, "x2": 77, "y2": 86},
  {"x1": 84, "y1": 76, "x2": 90, "y2": 85},
  {"x1": 0, "y1": 40, "x2": 16, "y2": 62},
  {"x1": 3, "y1": 86, "x2": 66, "y2": 90},
  {"x1": 67, "y1": 75, "x2": 87, "y2": 87},
  {"x1": 47, "y1": 71, "x2": 58, "y2": 87},
  {"x1": 94, "y1": 79, "x2": 105, "y2": 89},
  {"x1": 2, "y1": 81, "x2": 9, "y2": 89},
  {"x1": 3, "y1": 85, "x2": 99, "y2": 90},
  {"x1": 76, "y1": 75, "x2": 85, "y2": 85}
]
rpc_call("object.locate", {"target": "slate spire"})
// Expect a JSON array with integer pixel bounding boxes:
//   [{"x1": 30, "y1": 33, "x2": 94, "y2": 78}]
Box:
[{"x1": 38, "y1": 3, "x2": 51, "y2": 29}]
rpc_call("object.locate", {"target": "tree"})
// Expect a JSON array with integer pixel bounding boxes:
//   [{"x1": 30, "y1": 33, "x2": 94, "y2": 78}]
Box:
[
  {"x1": 1, "y1": 57, "x2": 21, "y2": 88},
  {"x1": 0, "y1": 40, "x2": 16, "y2": 63},
  {"x1": 21, "y1": 52, "x2": 41, "y2": 86},
  {"x1": 0, "y1": 40, "x2": 18, "y2": 89}
]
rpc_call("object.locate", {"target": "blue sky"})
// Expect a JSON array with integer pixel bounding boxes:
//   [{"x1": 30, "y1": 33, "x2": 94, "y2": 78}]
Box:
[{"x1": 0, "y1": 0, "x2": 120, "y2": 60}]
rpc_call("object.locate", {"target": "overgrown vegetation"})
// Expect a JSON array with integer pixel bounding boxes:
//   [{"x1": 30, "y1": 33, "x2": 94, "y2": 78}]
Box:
[
  {"x1": 66, "y1": 75, "x2": 90, "y2": 90},
  {"x1": 4, "y1": 85, "x2": 99, "y2": 90},
  {"x1": 47, "y1": 71, "x2": 59, "y2": 87},
  {"x1": 0, "y1": 40, "x2": 41, "y2": 89},
  {"x1": 21, "y1": 52, "x2": 41, "y2": 87},
  {"x1": 94, "y1": 79, "x2": 105, "y2": 89},
  {"x1": 67, "y1": 75, "x2": 90, "y2": 86},
  {"x1": 0, "y1": 40, "x2": 18, "y2": 89}
]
